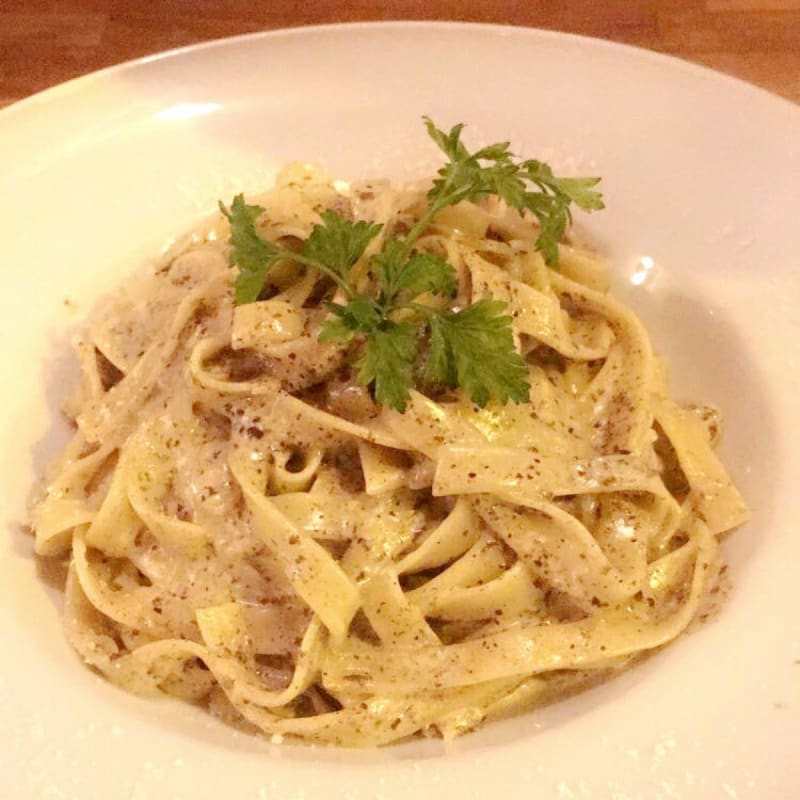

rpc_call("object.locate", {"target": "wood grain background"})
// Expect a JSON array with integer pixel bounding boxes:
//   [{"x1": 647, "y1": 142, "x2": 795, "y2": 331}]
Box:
[{"x1": 1, "y1": 0, "x2": 798, "y2": 108}]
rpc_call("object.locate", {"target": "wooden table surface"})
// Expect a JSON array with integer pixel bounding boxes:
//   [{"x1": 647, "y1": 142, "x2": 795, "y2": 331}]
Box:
[{"x1": 1, "y1": 0, "x2": 799, "y2": 108}]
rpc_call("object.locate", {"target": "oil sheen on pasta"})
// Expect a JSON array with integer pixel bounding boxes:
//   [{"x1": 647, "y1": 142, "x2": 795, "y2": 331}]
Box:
[{"x1": 29, "y1": 164, "x2": 749, "y2": 746}]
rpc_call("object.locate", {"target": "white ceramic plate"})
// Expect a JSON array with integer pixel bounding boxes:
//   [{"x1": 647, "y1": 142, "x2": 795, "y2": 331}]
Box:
[{"x1": 1, "y1": 22, "x2": 798, "y2": 800}]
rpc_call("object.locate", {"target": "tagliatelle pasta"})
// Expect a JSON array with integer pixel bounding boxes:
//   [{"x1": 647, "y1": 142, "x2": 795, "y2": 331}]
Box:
[{"x1": 29, "y1": 162, "x2": 748, "y2": 746}]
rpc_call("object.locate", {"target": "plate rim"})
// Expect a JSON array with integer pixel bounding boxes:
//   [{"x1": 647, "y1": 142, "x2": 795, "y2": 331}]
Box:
[{"x1": 3, "y1": 20, "x2": 798, "y2": 122}]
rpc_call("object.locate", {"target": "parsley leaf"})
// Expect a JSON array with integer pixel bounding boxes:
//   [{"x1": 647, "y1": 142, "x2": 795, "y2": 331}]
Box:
[
  {"x1": 318, "y1": 295, "x2": 382, "y2": 343},
  {"x1": 422, "y1": 118, "x2": 603, "y2": 265},
  {"x1": 424, "y1": 300, "x2": 530, "y2": 407},
  {"x1": 219, "y1": 194, "x2": 283, "y2": 304},
  {"x1": 521, "y1": 160, "x2": 605, "y2": 212},
  {"x1": 523, "y1": 193, "x2": 571, "y2": 266},
  {"x1": 376, "y1": 241, "x2": 456, "y2": 304},
  {"x1": 303, "y1": 210, "x2": 382, "y2": 278},
  {"x1": 424, "y1": 312, "x2": 457, "y2": 388},
  {"x1": 356, "y1": 322, "x2": 418, "y2": 413},
  {"x1": 398, "y1": 252, "x2": 457, "y2": 298},
  {"x1": 424, "y1": 119, "x2": 468, "y2": 161},
  {"x1": 222, "y1": 199, "x2": 380, "y2": 302}
]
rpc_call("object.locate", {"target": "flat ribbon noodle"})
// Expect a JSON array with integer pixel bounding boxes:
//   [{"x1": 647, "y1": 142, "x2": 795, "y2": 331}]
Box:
[{"x1": 29, "y1": 166, "x2": 747, "y2": 747}]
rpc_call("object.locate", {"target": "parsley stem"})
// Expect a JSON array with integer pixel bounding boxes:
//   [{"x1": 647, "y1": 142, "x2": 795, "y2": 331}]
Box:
[
  {"x1": 275, "y1": 250, "x2": 355, "y2": 298},
  {"x1": 398, "y1": 205, "x2": 441, "y2": 262},
  {"x1": 397, "y1": 180, "x2": 465, "y2": 262},
  {"x1": 400, "y1": 301, "x2": 443, "y2": 324}
]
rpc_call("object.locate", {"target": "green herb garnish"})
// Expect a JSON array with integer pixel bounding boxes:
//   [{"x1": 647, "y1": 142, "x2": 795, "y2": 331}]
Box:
[{"x1": 220, "y1": 118, "x2": 603, "y2": 411}]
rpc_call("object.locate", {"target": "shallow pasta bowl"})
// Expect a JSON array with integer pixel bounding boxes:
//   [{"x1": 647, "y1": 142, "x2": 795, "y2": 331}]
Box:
[{"x1": 0, "y1": 21, "x2": 798, "y2": 800}]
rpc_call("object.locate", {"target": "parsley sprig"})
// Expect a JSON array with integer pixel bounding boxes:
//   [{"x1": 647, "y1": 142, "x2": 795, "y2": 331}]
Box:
[{"x1": 220, "y1": 118, "x2": 603, "y2": 411}]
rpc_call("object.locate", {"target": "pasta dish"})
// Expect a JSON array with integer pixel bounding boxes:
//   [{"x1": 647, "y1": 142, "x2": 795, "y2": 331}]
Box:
[{"x1": 29, "y1": 123, "x2": 748, "y2": 747}]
